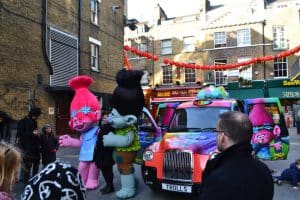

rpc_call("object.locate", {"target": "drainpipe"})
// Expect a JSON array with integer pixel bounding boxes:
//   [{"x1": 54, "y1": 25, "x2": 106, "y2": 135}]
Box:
[
  {"x1": 78, "y1": 0, "x2": 82, "y2": 75},
  {"x1": 42, "y1": 0, "x2": 53, "y2": 75},
  {"x1": 262, "y1": 20, "x2": 266, "y2": 80},
  {"x1": 262, "y1": 20, "x2": 267, "y2": 97}
]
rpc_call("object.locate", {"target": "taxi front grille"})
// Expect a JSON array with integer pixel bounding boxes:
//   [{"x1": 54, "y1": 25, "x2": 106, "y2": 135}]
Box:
[{"x1": 163, "y1": 150, "x2": 193, "y2": 181}]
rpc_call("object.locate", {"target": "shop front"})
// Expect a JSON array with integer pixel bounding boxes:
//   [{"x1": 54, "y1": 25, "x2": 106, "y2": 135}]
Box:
[
  {"x1": 226, "y1": 80, "x2": 266, "y2": 100},
  {"x1": 147, "y1": 86, "x2": 202, "y2": 117},
  {"x1": 266, "y1": 79, "x2": 300, "y2": 127}
]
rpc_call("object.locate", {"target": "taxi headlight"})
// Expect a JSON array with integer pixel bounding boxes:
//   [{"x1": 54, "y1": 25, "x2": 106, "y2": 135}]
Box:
[{"x1": 143, "y1": 150, "x2": 154, "y2": 161}]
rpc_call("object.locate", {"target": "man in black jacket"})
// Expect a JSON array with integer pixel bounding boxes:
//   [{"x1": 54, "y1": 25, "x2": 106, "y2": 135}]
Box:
[
  {"x1": 16, "y1": 107, "x2": 42, "y2": 183},
  {"x1": 199, "y1": 111, "x2": 274, "y2": 200}
]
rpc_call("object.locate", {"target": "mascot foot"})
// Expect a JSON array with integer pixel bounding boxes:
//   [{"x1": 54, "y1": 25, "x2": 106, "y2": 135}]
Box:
[
  {"x1": 116, "y1": 174, "x2": 136, "y2": 199},
  {"x1": 85, "y1": 179, "x2": 99, "y2": 190}
]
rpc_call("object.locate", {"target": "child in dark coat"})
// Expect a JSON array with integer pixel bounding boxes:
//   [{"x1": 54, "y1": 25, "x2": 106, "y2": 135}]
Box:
[
  {"x1": 40, "y1": 124, "x2": 59, "y2": 167},
  {"x1": 275, "y1": 159, "x2": 300, "y2": 189}
]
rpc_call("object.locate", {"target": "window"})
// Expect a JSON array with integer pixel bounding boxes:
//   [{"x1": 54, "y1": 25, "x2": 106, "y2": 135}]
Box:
[
  {"x1": 274, "y1": 57, "x2": 288, "y2": 78},
  {"x1": 139, "y1": 43, "x2": 147, "y2": 52},
  {"x1": 89, "y1": 37, "x2": 101, "y2": 71},
  {"x1": 237, "y1": 29, "x2": 251, "y2": 47},
  {"x1": 214, "y1": 32, "x2": 226, "y2": 48},
  {"x1": 184, "y1": 67, "x2": 196, "y2": 83},
  {"x1": 238, "y1": 58, "x2": 252, "y2": 81},
  {"x1": 162, "y1": 65, "x2": 173, "y2": 84},
  {"x1": 214, "y1": 59, "x2": 227, "y2": 85},
  {"x1": 273, "y1": 26, "x2": 287, "y2": 49},
  {"x1": 161, "y1": 39, "x2": 172, "y2": 55},
  {"x1": 90, "y1": 0, "x2": 99, "y2": 25},
  {"x1": 183, "y1": 36, "x2": 195, "y2": 52}
]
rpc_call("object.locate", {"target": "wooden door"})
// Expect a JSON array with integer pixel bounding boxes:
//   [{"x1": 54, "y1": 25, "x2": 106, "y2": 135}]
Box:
[{"x1": 55, "y1": 93, "x2": 75, "y2": 135}]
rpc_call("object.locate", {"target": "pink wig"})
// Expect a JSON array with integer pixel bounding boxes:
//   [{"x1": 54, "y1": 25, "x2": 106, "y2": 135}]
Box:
[
  {"x1": 249, "y1": 103, "x2": 274, "y2": 126},
  {"x1": 69, "y1": 76, "x2": 100, "y2": 127}
]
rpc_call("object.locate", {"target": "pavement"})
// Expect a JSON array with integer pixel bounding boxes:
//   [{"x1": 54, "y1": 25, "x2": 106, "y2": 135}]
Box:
[{"x1": 12, "y1": 127, "x2": 300, "y2": 200}]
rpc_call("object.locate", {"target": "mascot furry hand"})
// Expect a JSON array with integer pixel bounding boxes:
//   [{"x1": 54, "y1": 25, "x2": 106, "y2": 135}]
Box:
[
  {"x1": 249, "y1": 102, "x2": 281, "y2": 160},
  {"x1": 103, "y1": 68, "x2": 144, "y2": 199},
  {"x1": 59, "y1": 76, "x2": 101, "y2": 190}
]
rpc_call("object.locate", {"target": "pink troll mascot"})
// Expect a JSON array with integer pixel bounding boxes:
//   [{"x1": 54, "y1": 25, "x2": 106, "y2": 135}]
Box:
[
  {"x1": 249, "y1": 102, "x2": 281, "y2": 160},
  {"x1": 59, "y1": 75, "x2": 101, "y2": 189}
]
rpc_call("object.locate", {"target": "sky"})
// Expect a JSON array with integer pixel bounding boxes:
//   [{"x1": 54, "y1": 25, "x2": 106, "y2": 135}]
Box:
[{"x1": 127, "y1": 0, "x2": 226, "y2": 21}]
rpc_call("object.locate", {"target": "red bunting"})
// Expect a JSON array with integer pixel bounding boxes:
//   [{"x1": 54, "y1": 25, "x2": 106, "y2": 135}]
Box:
[{"x1": 123, "y1": 44, "x2": 300, "y2": 70}]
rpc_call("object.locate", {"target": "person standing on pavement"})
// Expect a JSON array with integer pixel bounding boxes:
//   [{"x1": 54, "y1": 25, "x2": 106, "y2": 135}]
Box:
[
  {"x1": 198, "y1": 111, "x2": 274, "y2": 200},
  {"x1": 16, "y1": 107, "x2": 42, "y2": 184},
  {"x1": 0, "y1": 111, "x2": 13, "y2": 143},
  {"x1": 40, "y1": 124, "x2": 59, "y2": 168},
  {"x1": 93, "y1": 110, "x2": 115, "y2": 194}
]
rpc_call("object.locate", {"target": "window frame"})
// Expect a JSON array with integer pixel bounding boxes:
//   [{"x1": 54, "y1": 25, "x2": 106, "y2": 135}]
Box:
[
  {"x1": 273, "y1": 25, "x2": 286, "y2": 50},
  {"x1": 161, "y1": 39, "x2": 172, "y2": 55},
  {"x1": 139, "y1": 42, "x2": 148, "y2": 52},
  {"x1": 89, "y1": 37, "x2": 101, "y2": 72},
  {"x1": 184, "y1": 67, "x2": 196, "y2": 83},
  {"x1": 238, "y1": 57, "x2": 253, "y2": 81},
  {"x1": 273, "y1": 57, "x2": 288, "y2": 79},
  {"x1": 162, "y1": 65, "x2": 173, "y2": 85},
  {"x1": 214, "y1": 59, "x2": 227, "y2": 85},
  {"x1": 214, "y1": 32, "x2": 227, "y2": 48},
  {"x1": 237, "y1": 29, "x2": 251, "y2": 47},
  {"x1": 90, "y1": 0, "x2": 100, "y2": 25},
  {"x1": 183, "y1": 36, "x2": 195, "y2": 52}
]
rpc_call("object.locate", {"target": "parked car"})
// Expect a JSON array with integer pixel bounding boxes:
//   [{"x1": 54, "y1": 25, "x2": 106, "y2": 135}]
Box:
[{"x1": 141, "y1": 98, "x2": 244, "y2": 194}]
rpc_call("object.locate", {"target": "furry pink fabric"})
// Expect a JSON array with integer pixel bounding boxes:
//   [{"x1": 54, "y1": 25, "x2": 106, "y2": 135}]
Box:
[
  {"x1": 249, "y1": 103, "x2": 274, "y2": 126},
  {"x1": 69, "y1": 76, "x2": 100, "y2": 128},
  {"x1": 59, "y1": 75, "x2": 101, "y2": 190}
]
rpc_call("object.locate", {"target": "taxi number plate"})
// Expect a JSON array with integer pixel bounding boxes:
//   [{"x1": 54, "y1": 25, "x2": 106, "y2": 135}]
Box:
[{"x1": 162, "y1": 183, "x2": 192, "y2": 193}]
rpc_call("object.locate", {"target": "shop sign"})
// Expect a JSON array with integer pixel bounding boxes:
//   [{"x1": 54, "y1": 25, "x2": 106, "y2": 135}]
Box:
[
  {"x1": 282, "y1": 91, "x2": 300, "y2": 98},
  {"x1": 282, "y1": 80, "x2": 300, "y2": 86},
  {"x1": 156, "y1": 88, "x2": 200, "y2": 98}
]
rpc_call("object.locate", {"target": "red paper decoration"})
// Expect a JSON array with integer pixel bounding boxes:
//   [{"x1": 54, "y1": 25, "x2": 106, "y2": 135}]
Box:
[{"x1": 123, "y1": 44, "x2": 300, "y2": 71}]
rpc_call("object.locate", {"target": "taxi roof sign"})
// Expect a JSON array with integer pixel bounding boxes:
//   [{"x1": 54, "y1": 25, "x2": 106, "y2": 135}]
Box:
[{"x1": 193, "y1": 99, "x2": 212, "y2": 106}]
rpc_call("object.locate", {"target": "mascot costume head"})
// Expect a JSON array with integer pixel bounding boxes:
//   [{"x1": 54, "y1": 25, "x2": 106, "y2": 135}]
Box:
[
  {"x1": 249, "y1": 101, "x2": 288, "y2": 160},
  {"x1": 103, "y1": 68, "x2": 145, "y2": 199},
  {"x1": 59, "y1": 75, "x2": 101, "y2": 190}
]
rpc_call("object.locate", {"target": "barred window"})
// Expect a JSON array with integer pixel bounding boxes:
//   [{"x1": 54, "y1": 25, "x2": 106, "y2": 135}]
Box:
[
  {"x1": 90, "y1": 0, "x2": 99, "y2": 25},
  {"x1": 162, "y1": 65, "x2": 173, "y2": 84},
  {"x1": 274, "y1": 57, "x2": 288, "y2": 78},
  {"x1": 184, "y1": 67, "x2": 196, "y2": 83},
  {"x1": 161, "y1": 39, "x2": 172, "y2": 55},
  {"x1": 237, "y1": 29, "x2": 251, "y2": 47},
  {"x1": 214, "y1": 32, "x2": 226, "y2": 48}
]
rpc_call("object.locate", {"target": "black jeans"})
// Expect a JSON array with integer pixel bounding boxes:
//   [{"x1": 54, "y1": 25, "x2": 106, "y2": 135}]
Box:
[
  {"x1": 23, "y1": 159, "x2": 40, "y2": 183},
  {"x1": 101, "y1": 165, "x2": 114, "y2": 186}
]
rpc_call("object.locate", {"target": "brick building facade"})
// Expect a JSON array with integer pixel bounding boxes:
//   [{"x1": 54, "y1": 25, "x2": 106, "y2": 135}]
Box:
[
  {"x1": 0, "y1": 0, "x2": 125, "y2": 134},
  {"x1": 124, "y1": 0, "x2": 300, "y2": 106}
]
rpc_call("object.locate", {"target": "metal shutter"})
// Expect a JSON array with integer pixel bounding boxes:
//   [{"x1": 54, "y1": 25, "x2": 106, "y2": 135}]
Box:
[{"x1": 50, "y1": 27, "x2": 78, "y2": 86}]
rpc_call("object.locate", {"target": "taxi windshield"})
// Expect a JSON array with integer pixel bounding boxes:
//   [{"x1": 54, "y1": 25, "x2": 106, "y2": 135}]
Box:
[{"x1": 168, "y1": 107, "x2": 230, "y2": 132}]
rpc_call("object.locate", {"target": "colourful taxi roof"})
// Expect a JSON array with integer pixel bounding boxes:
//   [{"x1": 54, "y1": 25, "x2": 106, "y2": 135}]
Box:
[{"x1": 177, "y1": 99, "x2": 237, "y2": 109}]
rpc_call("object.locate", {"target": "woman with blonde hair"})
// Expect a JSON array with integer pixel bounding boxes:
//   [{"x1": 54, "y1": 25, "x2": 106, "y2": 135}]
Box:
[{"x1": 0, "y1": 142, "x2": 22, "y2": 200}]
